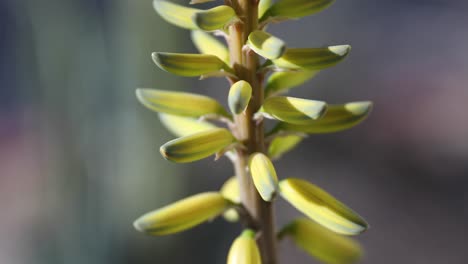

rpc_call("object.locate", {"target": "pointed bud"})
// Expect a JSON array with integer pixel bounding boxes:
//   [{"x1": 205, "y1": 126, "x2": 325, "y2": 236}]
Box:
[
  {"x1": 248, "y1": 153, "x2": 279, "y2": 201},
  {"x1": 273, "y1": 45, "x2": 351, "y2": 71},
  {"x1": 262, "y1": 96, "x2": 327, "y2": 124},
  {"x1": 134, "y1": 192, "x2": 229, "y2": 235},
  {"x1": 227, "y1": 230, "x2": 262, "y2": 264},
  {"x1": 278, "y1": 101, "x2": 373, "y2": 133},
  {"x1": 279, "y1": 178, "x2": 368, "y2": 235},
  {"x1": 247, "y1": 31, "x2": 286, "y2": 60},
  {"x1": 280, "y1": 218, "x2": 363, "y2": 264},
  {"x1": 228, "y1": 81, "x2": 252, "y2": 115},
  {"x1": 191, "y1": 30, "x2": 229, "y2": 63},
  {"x1": 152, "y1": 52, "x2": 232, "y2": 77},
  {"x1": 265, "y1": 71, "x2": 318, "y2": 97},
  {"x1": 268, "y1": 134, "x2": 303, "y2": 160},
  {"x1": 261, "y1": 0, "x2": 335, "y2": 22},
  {"x1": 136, "y1": 88, "x2": 228, "y2": 117},
  {"x1": 159, "y1": 113, "x2": 217, "y2": 137},
  {"x1": 160, "y1": 128, "x2": 235, "y2": 163}
]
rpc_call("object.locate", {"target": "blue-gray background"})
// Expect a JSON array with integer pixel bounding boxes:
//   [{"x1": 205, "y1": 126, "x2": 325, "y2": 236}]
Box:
[{"x1": 1, "y1": 0, "x2": 467, "y2": 263}]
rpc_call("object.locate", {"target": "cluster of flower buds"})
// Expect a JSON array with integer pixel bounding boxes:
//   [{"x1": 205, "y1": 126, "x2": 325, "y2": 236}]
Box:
[{"x1": 134, "y1": 0, "x2": 372, "y2": 263}]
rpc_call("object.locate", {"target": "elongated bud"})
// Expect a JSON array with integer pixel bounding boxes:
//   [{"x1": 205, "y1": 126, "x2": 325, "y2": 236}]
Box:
[
  {"x1": 227, "y1": 230, "x2": 262, "y2": 264},
  {"x1": 273, "y1": 45, "x2": 351, "y2": 71},
  {"x1": 277, "y1": 101, "x2": 373, "y2": 134},
  {"x1": 152, "y1": 52, "x2": 232, "y2": 77},
  {"x1": 265, "y1": 70, "x2": 318, "y2": 97},
  {"x1": 248, "y1": 153, "x2": 279, "y2": 201},
  {"x1": 262, "y1": 96, "x2": 327, "y2": 124},
  {"x1": 268, "y1": 134, "x2": 303, "y2": 160},
  {"x1": 158, "y1": 113, "x2": 217, "y2": 137},
  {"x1": 228, "y1": 81, "x2": 252, "y2": 115},
  {"x1": 279, "y1": 178, "x2": 368, "y2": 235},
  {"x1": 220, "y1": 176, "x2": 241, "y2": 222},
  {"x1": 280, "y1": 218, "x2": 362, "y2": 264},
  {"x1": 261, "y1": 0, "x2": 335, "y2": 22},
  {"x1": 192, "y1": 6, "x2": 237, "y2": 31},
  {"x1": 247, "y1": 31, "x2": 286, "y2": 60},
  {"x1": 136, "y1": 89, "x2": 228, "y2": 117},
  {"x1": 153, "y1": 1, "x2": 236, "y2": 31},
  {"x1": 134, "y1": 192, "x2": 229, "y2": 235},
  {"x1": 191, "y1": 30, "x2": 229, "y2": 63},
  {"x1": 160, "y1": 128, "x2": 235, "y2": 163}
]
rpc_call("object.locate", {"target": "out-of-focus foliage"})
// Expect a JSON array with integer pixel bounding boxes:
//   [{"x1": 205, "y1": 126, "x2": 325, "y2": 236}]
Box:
[
  {"x1": 280, "y1": 218, "x2": 362, "y2": 264},
  {"x1": 5, "y1": 0, "x2": 468, "y2": 264}
]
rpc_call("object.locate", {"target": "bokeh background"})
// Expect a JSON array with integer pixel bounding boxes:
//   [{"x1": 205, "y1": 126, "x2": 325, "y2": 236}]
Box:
[{"x1": 1, "y1": 0, "x2": 468, "y2": 263}]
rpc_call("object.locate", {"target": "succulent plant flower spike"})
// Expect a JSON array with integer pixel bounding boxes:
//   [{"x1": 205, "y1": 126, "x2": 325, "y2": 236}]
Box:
[{"x1": 134, "y1": 0, "x2": 372, "y2": 263}]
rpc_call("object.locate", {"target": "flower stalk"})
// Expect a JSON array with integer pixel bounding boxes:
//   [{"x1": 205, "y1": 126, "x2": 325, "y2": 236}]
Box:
[{"x1": 227, "y1": 1, "x2": 277, "y2": 262}]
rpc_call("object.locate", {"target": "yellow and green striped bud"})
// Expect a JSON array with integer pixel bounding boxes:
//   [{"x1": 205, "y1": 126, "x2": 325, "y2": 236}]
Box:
[
  {"x1": 193, "y1": 6, "x2": 237, "y2": 31},
  {"x1": 273, "y1": 45, "x2": 351, "y2": 71},
  {"x1": 160, "y1": 128, "x2": 236, "y2": 163},
  {"x1": 247, "y1": 31, "x2": 286, "y2": 60},
  {"x1": 265, "y1": 70, "x2": 318, "y2": 97},
  {"x1": 279, "y1": 178, "x2": 368, "y2": 235},
  {"x1": 280, "y1": 218, "x2": 362, "y2": 264},
  {"x1": 228, "y1": 81, "x2": 252, "y2": 115},
  {"x1": 277, "y1": 101, "x2": 373, "y2": 134},
  {"x1": 227, "y1": 230, "x2": 262, "y2": 264},
  {"x1": 261, "y1": 0, "x2": 335, "y2": 22},
  {"x1": 268, "y1": 134, "x2": 303, "y2": 160},
  {"x1": 158, "y1": 113, "x2": 217, "y2": 137},
  {"x1": 248, "y1": 153, "x2": 279, "y2": 201},
  {"x1": 154, "y1": 1, "x2": 236, "y2": 31},
  {"x1": 152, "y1": 52, "x2": 233, "y2": 77},
  {"x1": 262, "y1": 96, "x2": 327, "y2": 124},
  {"x1": 134, "y1": 192, "x2": 229, "y2": 235},
  {"x1": 191, "y1": 30, "x2": 229, "y2": 63},
  {"x1": 136, "y1": 88, "x2": 228, "y2": 117}
]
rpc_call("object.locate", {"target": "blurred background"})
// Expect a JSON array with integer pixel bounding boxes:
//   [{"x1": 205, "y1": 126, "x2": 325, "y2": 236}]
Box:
[{"x1": 1, "y1": 0, "x2": 468, "y2": 263}]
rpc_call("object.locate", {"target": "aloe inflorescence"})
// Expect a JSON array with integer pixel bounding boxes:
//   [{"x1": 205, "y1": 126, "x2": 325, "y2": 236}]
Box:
[{"x1": 134, "y1": 0, "x2": 372, "y2": 263}]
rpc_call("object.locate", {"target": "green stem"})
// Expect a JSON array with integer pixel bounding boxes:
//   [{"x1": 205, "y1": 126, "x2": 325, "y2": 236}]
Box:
[{"x1": 228, "y1": 1, "x2": 278, "y2": 263}]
